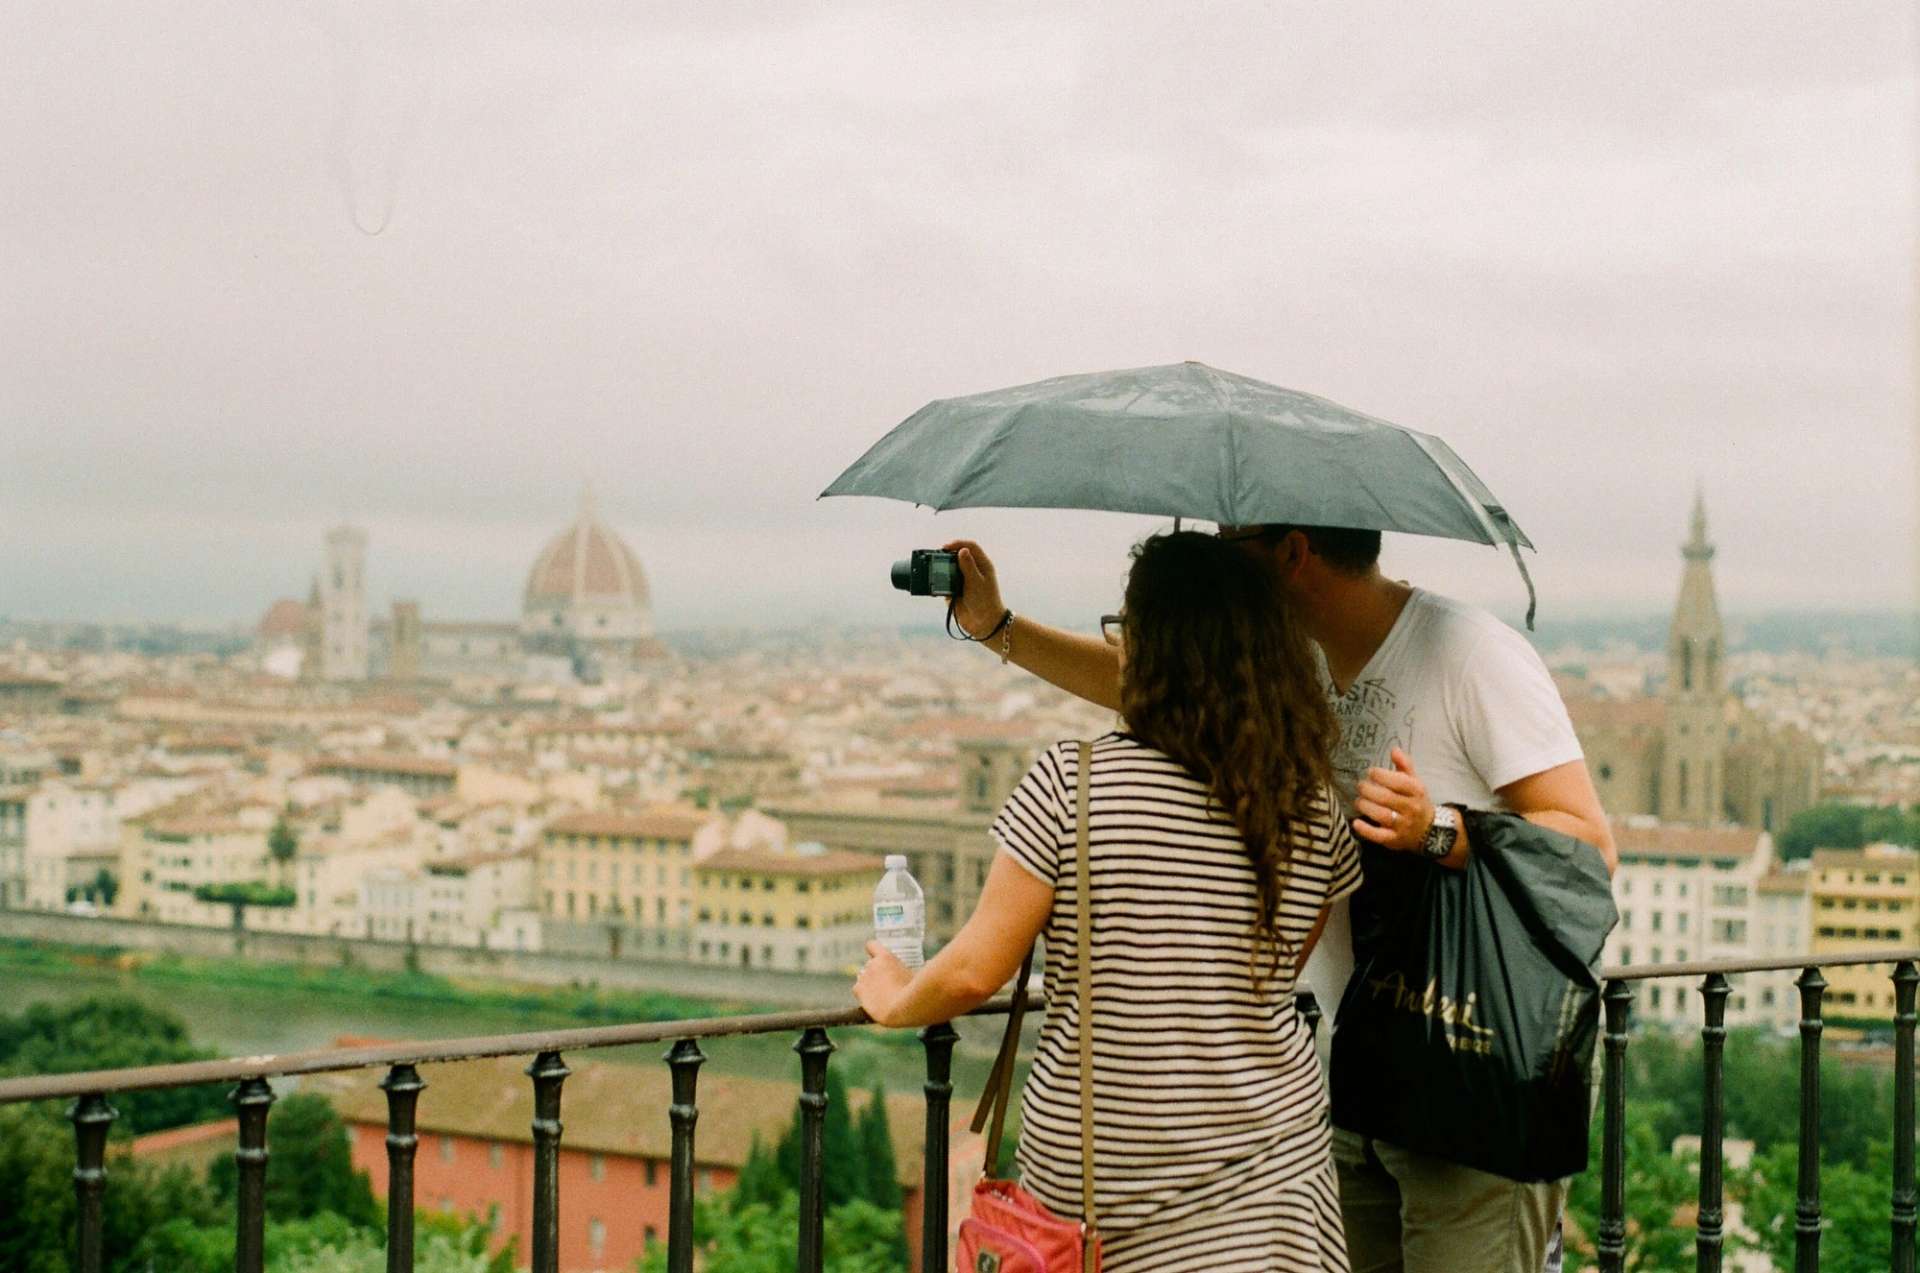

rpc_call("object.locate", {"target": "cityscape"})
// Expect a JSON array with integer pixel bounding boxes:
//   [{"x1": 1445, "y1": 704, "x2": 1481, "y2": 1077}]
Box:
[
  {"x1": 2, "y1": 481, "x2": 1914, "y2": 1268},
  {"x1": 3, "y1": 4, "x2": 1912, "y2": 1271}
]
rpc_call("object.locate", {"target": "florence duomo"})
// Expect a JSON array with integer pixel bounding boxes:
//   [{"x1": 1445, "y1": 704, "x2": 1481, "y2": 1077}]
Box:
[
  {"x1": 1567, "y1": 490, "x2": 1823, "y2": 833},
  {"x1": 254, "y1": 487, "x2": 666, "y2": 686}
]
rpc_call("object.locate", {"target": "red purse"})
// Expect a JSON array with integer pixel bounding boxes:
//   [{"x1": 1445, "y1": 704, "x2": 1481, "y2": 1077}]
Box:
[{"x1": 958, "y1": 741, "x2": 1101, "y2": 1273}]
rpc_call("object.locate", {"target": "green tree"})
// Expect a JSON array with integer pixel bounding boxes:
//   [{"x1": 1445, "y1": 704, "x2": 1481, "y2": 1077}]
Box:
[
  {"x1": 268, "y1": 817, "x2": 299, "y2": 867},
  {"x1": 0, "y1": 1102, "x2": 222, "y2": 1273},
  {"x1": 0, "y1": 996, "x2": 228, "y2": 1134},
  {"x1": 1778, "y1": 802, "x2": 1920, "y2": 860},
  {"x1": 770, "y1": 1071, "x2": 864, "y2": 1210},
  {"x1": 635, "y1": 1192, "x2": 905, "y2": 1273},
  {"x1": 208, "y1": 1093, "x2": 379, "y2": 1231},
  {"x1": 1565, "y1": 1101, "x2": 1696, "y2": 1272},
  {"x1": 91, "y1": 868, "x2": 118, "y2": 907},
  {"x1": 1737, "y1": 1140, "x2": 1913, "y2": 1273},
  {"x1": 856, "y1": 1084, "x2": 902, "y2": 1213},
  {"x1": 732, "y1": 1134, "x2": 786, "y2": 1213}
]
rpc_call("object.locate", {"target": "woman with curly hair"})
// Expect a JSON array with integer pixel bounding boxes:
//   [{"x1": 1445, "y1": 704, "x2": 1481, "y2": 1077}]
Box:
[{"x1": 854, "y1": 530, "x2": 1359, "y2": 1271}]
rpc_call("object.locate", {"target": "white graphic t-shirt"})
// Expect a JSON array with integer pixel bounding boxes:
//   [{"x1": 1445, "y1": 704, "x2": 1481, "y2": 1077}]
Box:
[{"x1": 1299, "y1": 588, "x2": 1585, "y2": 1023}]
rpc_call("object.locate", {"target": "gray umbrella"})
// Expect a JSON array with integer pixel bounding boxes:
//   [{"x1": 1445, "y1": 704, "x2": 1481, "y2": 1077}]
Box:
[{"x1": 821, "y1": 360, "x2": 1540, "y2": 625}]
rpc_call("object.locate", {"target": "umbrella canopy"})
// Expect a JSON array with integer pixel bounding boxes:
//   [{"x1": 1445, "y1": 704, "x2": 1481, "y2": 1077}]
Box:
[{"x1": 821, "y1": 361, "x2": 1539, "y2": 623}]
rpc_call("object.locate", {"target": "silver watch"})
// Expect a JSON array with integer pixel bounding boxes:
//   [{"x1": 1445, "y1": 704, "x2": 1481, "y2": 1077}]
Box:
[{"x1": 1421, "y1": 804, "x2": 1462, "y2": 859}]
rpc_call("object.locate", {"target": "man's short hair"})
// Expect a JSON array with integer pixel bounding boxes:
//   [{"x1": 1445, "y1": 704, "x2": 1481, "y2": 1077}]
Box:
[{"x1": 1266, "y1": 524, "x2": 1382, "y2": 575}]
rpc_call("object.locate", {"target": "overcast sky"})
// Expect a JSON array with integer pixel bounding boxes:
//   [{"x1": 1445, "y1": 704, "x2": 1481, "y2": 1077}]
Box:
[{"x1": 3, "y1": 2, "x2": 1914, "y2": 634}]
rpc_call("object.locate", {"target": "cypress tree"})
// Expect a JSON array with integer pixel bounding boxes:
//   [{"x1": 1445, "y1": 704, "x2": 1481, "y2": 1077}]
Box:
[
  {"x1": 820, "y1": 1067, "x2": 863, "y2": 1209},
  {"x1": 857, "y1": 1084, "x2": 902, "y2": 1212}
]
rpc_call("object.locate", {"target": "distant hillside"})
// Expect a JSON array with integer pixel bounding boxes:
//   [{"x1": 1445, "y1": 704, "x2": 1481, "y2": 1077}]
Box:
[{"x1": 1522, "y1": 610, "x2": 1917, "y2": 659}]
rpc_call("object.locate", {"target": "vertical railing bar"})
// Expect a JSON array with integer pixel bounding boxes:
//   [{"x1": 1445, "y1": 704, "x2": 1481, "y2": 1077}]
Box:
[
  {"x1": 795, "y1": 1027, "x2": 834, "y2": 1273},
  {"x1": 69, "y1": 1094, "x2": 116, "y2": 1273},
  {"x1": 527, "y1": 1051, "x2": 571, "y2": 1273},
  {"x1": 1893, "y1": 962, "x2": 1918, "y2": 1273},
  {"x1": 381, "y1": 1064, "x2": 426, "y2": 1273},
  {"x1": 1696, "y1": 972, "x2": 1731, "y2": 1273},
  {"x1": 1597, "y1": 979, "x2": 1633, "y2": 1273},
  {"x1": 919, "y1": 1023, "x2": 959, "y2": 1273},
  {"x1": 231, "y1": 1077, "x2": 276, "y2": 1273},
  {"x1": 665, "y1": 1039, "x2": 706, "y2": 1273},
  {"x1": 1795, "y1": 966, "x2": 1828, "y2": 1273}
]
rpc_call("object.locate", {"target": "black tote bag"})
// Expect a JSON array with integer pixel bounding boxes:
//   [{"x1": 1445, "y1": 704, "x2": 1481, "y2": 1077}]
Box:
[{"x1": 1330, "y1": 811, "x2": 1618, "y2": 1182}]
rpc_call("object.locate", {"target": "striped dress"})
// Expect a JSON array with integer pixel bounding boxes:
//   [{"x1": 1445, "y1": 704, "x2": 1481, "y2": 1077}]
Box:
[{"x1": 992, "y1": 732, "x2": 1362, "y2": 1272}]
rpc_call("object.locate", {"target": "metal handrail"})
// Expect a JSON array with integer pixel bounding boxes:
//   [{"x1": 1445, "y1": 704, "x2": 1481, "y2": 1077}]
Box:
[
  {"x1": 16, "y1": 949, "x2": 1920, "y2": 1273},
  {"x1": 7, "y1": 948, "x2": 1918, "y2": 1105},
  {"x1": 0, "y1": 991, "x2": 1039, "y2": 1106}
]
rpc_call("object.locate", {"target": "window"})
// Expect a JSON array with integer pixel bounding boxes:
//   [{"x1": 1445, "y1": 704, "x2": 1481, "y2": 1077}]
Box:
[
  {"x1": 646, "y1": 1160, "x2": 658, "y2": 1187},
  {"x1": 440, "y1": 1136, "x2": 456, "y2": 1163},
  {"x1": 1677, "y1": 913, "x2": 1689, "y2": 934},
  {"x1": 1651, "y1": 913, "x2": 1663, "y2": 933},
  {"x1": 591, "y1": 1154, "x2": 605, "y2": 1182},
  {"x1": 645, "y1": 1225, "x2": 659, "y2": 1247},
  {"x1": 490, "y1": 1144, "x2": 504, "y2": 1169},
  {"x1": 589, "y1": 1218, "x2": 606, "y2": 1257}
]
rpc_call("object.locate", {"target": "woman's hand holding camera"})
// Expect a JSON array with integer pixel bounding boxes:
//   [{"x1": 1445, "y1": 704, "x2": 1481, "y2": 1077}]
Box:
[{"x1": 941, "y1": 539, "x2": 1007, "y2": 638}]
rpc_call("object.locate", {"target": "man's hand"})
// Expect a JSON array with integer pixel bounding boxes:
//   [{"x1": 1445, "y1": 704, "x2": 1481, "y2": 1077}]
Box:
[
  {"x1": 1353, "y1": 746, "x2": 1438, "y2": 853},
  {"x1": 941, "y1": 539, "x2": 1008, "y2": 638}
]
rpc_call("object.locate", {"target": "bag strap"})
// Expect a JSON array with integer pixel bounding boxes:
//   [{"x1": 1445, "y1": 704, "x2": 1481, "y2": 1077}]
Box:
[
  {"x1": 1073, "y1": 738, "x2": 1098, "y2": 1263},
  {"x1": 970, "y1": 941, "x2": 1035, "y2": 1163},
  {"x1": 966, "y1": 741, "x2": 1099, "y2": 1262}
]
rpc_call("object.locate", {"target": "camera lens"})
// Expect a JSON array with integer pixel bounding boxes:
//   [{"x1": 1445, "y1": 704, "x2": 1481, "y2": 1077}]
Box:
[{"x1": 889, "y1": 559, "x2": 914, "y2": 592}]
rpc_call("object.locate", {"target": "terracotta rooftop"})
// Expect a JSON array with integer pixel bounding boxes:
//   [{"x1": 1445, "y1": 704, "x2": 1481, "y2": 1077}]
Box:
[
  {"x1": 547, "y1": 809, "x2": 717, "y2": 841},
  {"x1": 315, "y1": 753, "x2": 457, "y2": 779},
  {"x1": 1567, "y1": 696, "x2": 1667, "y2": 732},
  {"x1": 697, "y1": 847, "x2": 886, "y2": 878},
  {"x1": 318, "y1": 1052, "x2": 921, "y2": 1185},
  {"x1": 1611, "y1": 819, "x2": 1766, "y2": 861}
]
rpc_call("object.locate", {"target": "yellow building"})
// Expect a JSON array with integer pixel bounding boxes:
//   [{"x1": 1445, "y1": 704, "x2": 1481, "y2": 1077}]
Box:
[
  {"x1": 1809, "y1": 843, "x2": 1920, "y2": 1021},
  {"x1": 692, "y1": 846, "x2": 884, "y2": 974},
  {"x1": 765, "y1": 737, "x2": 1031, "y2": 944},
  {"x1": 539, "y1": 807, "x2": 724, "y2": 957}
]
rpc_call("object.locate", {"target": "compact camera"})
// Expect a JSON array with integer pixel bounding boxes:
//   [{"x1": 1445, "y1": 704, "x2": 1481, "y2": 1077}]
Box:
[{"x1": 890, "y1": 549, "x2": 964, "y2": 598}]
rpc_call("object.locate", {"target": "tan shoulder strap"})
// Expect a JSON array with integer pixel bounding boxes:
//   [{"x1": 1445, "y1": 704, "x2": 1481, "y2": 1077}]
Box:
[{"x1": 1074, "y1": 738, "x2": 1098, "y2": 1263}]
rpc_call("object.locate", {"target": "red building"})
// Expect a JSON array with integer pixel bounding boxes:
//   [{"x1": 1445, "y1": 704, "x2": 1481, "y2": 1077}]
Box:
[{"x1": 319, "y1": 1052, "x2": 942, "y2": 1272}]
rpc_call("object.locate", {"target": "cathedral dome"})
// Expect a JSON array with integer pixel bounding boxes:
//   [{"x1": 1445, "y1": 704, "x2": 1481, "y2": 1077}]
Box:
[{"x1": 522, "y1": 489, "x2": 655, "y2": 645}]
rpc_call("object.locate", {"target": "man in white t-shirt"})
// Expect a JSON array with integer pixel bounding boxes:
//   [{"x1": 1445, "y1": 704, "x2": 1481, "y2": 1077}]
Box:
[{"x1": 937, "y1": 525, "x2": 1615, "y2": 1273}]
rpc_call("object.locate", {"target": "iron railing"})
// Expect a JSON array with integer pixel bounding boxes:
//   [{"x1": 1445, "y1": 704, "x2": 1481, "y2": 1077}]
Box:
[{"x1": 2, "y1": 952, "x2": 1917, "y2": 1273}]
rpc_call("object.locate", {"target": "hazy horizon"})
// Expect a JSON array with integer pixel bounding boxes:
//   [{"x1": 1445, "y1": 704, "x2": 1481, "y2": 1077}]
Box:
[{"x1": 5, "y1": 4, "x2": 1915, "y2": 631}]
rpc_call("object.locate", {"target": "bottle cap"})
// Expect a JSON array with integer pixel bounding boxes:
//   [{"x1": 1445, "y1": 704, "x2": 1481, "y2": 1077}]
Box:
[{"x1": 884, "y1": 854, "x2": 908, "y2": 872}]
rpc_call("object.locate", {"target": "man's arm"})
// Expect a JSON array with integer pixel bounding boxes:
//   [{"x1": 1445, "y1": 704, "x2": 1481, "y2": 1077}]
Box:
[
  {"x1": 1354, "y1": 749, "x2": 1618, "y2": 874},
  {"x1": 942, "y1": 539, "x2": 1123, "y2": 712}
]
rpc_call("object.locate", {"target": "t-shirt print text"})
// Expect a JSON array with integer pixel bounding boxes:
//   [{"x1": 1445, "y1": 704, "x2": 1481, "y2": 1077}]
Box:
[{"x1": 1331, "y1": 676, "x2": 1417, "y2": 797}]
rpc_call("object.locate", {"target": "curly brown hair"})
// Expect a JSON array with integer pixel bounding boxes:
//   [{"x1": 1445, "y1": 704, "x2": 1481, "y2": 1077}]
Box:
[{"x1": 1117, "y1": 531, "x2": 1338, "y2": 983}]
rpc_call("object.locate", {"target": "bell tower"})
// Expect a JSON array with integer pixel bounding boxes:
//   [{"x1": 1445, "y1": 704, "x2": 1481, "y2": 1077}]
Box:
[{"x1": 1659, "y1": 488, "x2": 1726, "y2": 825}]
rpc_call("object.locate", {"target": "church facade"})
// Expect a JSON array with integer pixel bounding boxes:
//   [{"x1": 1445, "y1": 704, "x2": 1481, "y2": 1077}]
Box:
[{"x1": 1572, "y1": 494, "x2": 1821, "y2": 833}]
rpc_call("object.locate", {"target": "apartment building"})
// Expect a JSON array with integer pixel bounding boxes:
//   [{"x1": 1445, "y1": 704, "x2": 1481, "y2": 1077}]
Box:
[
  {"x1": 690, "y1": 843, "x2": 885, "y2": 973},
  {"x1": 1809, "y1": 843, "x2": 1920, "y2": 1022},
  {"x1": 1605, "y1": 818, "x2": 1777, "y2": 1028},
  {"x1": 765, "y1": 738, "x2": 1030, "y2": 945},
  {"x1": 539, "y1": 806, "x2": 726, "y2": 957}
]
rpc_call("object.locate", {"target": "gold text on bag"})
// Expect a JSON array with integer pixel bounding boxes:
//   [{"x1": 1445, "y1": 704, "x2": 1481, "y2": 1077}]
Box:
[{"x1": 1363, "y1": 970, "x2": 1498, "y2": 1054}]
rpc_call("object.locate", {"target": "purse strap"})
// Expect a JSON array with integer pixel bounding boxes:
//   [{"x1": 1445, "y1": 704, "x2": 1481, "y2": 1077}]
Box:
[
  {"x1": 969, "y1": 740, "x2": 1100, "y2": 1260},
  {"x1": 1072, "y1": 738, "x2": 1098, "y2": 1263}
]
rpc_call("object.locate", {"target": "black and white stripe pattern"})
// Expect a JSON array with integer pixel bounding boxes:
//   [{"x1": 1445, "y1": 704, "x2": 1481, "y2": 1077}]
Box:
[{"x1": 993, "y1": 732, "x2": 1361, "y2": 1271}]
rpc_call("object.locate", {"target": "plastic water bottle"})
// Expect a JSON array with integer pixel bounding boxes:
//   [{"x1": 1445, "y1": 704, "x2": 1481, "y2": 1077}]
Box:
[{"x1": 872, "y1": 854, "x2": 926, "y2": 970}]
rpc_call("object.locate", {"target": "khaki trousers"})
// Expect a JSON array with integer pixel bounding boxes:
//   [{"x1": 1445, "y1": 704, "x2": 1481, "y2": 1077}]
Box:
[{"x1": 1333, "y1": 1128, "x2": 1566, "y2": 1273}]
